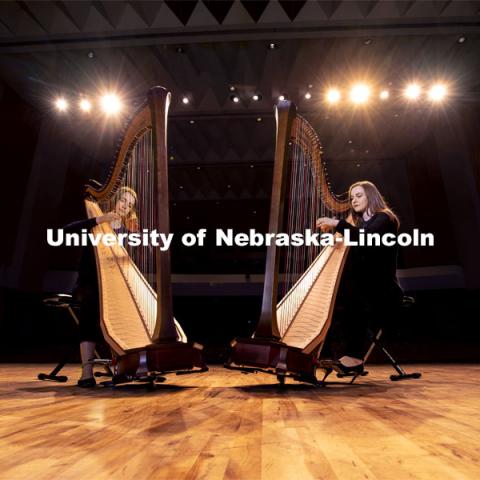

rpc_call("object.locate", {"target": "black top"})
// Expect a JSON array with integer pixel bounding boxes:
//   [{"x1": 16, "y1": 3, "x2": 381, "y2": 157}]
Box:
[
  {"x1": 64, "y1": 217, "x2": 99, "y2": 288},
  {"x1": 335, "y1": 212, "x2": 403, "y2": 308}
]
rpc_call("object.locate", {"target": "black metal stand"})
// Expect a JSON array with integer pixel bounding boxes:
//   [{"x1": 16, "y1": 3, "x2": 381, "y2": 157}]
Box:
[
  {"x1": 39, "y1": 294, "x2": 113, "y2": 382},
  {"x1": 335, "y1": 296, "x2": 422, "y2": 384}
]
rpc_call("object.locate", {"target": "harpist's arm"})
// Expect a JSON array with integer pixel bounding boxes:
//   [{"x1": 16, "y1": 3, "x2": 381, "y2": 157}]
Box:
[
  {"x1": 335, "y1": 213, "x2": 392, "y2": 241},
  {"x1": 63, "y1": 218, "x2": 98, "y2": 233}
]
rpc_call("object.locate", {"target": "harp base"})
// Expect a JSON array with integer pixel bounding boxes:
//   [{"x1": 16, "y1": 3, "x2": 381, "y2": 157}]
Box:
[
  {"x1": 225, "y1": 337, "x2": 322, "y2": 386},
  {"x1": 109, "y1": 341, "x2": 208, "y2": 384}
]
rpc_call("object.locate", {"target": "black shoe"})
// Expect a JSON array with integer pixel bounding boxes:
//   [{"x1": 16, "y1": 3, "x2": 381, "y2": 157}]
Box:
[
  {"x1": 77, "y1": 377, "x2": 96, "y2": 388},
  {"x1": 332, "y1": 361, "x2": 364, "y2": 375}
]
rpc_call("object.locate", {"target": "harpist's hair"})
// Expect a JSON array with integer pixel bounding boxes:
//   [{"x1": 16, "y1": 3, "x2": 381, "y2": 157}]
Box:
[
  {"x1": 113, "y1": 186, "x2": 139, "y2": 232},
  {"x1": 348, "y1": 181, "x2": 399, "y2": 228}
]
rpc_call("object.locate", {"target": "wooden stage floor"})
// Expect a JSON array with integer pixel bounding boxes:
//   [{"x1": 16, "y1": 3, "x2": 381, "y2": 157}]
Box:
[{"x1": 0, "y1": 364, "x2": 479, "y2": 480}]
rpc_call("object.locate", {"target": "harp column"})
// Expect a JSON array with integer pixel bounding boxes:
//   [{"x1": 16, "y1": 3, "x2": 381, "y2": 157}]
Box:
[
  {"x1": 149, "y1": 87, "x2": 178, "y2": 341},
  {"x1": 256, "y1": 101, "x2": 296, "y2": 340}
]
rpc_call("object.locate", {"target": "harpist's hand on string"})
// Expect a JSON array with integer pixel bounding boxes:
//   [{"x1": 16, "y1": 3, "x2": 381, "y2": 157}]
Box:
[
  {"x1": 316, "y1": 217, "x2": 339, "y2": 232},
  {"x1": 96, "y1": 212, "x2": 121, "y2": 224}
]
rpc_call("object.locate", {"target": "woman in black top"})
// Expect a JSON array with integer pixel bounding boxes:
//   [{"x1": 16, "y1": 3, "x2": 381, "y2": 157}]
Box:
[
  {"x1": 316, "y1": 180, "x2": 403, "y2": 373},
  {"x1": 64, "y1": 187, "x2": 138, "y2": 387}
]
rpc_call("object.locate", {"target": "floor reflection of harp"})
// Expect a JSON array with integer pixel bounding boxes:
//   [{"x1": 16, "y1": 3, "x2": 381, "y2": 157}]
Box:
[
  {"x1": 225, "y1": 101, "x2": 350, "y2": 385},
  {"x1": 84, "y1": 86, "x2": 207, "y2": 383}
]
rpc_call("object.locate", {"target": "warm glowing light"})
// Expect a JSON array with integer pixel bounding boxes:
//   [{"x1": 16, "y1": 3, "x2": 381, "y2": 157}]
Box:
[
  {"x1": 428, "y1": 84, "x2": 447, "y2": 102},
  {"x1": 350, "y1": 84, "x2": 370, "y2": 104},
  {"x1": 182, "y1": 96, "x2": 190, "y2": 104},
  {"x1": 79, "y1": 98, "x2": 92, "y2": 112},
  {"x1": 404, "y1": 83, "x2": 421, "y2": 100},
  {"x1": 304, "y1": 92, "x2": 312, "y2": 100},
  {"x1": 325, "y1": 88, "x2": 341, "y2": 104},
  {"x1": 231, "y1": 95, "x2": 240, "y2": 103},
  {"x1": 379, "y1": 90, "x2": 389, "y2": 100},
  {"x1": 55, "y1": 98, "x2": 68, "y2": 111},
  {"x1": 252, "y1": 94, "x2": 262, "y2": 101},
  {"x1": 100, "y1": 94, "x2": 121, "y2": 114},
  {"x1": 278, "y1": 95, "x2": 285, "y2": 101}
]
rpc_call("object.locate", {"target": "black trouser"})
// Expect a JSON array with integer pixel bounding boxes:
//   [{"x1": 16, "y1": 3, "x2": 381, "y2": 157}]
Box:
[
  {"x1": 326, "y1": 283, "x2": 398, "y2": 360},
  {"x1": 72, "y1": 284, "x2": 103, "y2": 344}
]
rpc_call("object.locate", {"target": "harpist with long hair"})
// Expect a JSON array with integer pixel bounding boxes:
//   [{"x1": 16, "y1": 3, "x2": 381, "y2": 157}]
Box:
[
  {"x1": 64, "y1": 186, "x2": 139, "y2": 387},
  {"x1": 317, "y1": 180, "x2": 404, "y2": 373}
]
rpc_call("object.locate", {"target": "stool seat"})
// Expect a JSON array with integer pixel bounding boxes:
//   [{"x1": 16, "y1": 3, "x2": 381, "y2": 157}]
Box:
[{"x1": 43, "y1": 293, "x2": 78, "y2": 309}]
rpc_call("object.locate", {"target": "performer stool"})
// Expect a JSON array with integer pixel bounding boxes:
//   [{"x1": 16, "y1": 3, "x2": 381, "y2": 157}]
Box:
[
  {"x1": 38, "y1": 294, "x2": 112, "y2": 382},
  {"x1": 335, "y1": 296, "x2": 422, "y2": 384}
]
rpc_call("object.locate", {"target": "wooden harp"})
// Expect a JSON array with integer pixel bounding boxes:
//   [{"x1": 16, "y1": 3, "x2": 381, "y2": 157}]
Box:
[
  {"x1": 226, "y1": 101, "x2": 350, "y2": 384},
  {"x1": 84, "y1": 86, "x2": 207, "y2": 382}
]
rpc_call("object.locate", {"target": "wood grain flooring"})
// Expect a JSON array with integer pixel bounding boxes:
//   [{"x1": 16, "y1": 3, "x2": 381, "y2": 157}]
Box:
[{"x1": 0, "y1": 364, "x2": 479, "y2": 480}]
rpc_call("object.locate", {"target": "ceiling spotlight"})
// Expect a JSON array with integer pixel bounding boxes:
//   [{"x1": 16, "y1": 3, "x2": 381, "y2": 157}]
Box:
[
  {"x1": 189, "y1": 119, "x2": 195, "y2": 124},
  {"x1": 79, "y1": 98, "x2": 92, "y2": 112},
  {"x1": 182, "y1": 96, "x2": 190, "y2": 104},
  {"x1": 308, "y1": 84, "x2": 313, "y2": 89},
  {"x1": 230, "y1": 95, "x2": 240, "y2": 103},
  {"x1": 256, "y1": 117, "x2": 262, "y2": 122},
  {"x1": 428, "y1": 84, "x2": 447, "y2": 102},
  {"x1": 350, "y1": 84, "x2": 370, "y2": 104},
  {"x1": 54, "y1": 97, "x2": 68, "y2": 112},
  {"x1": 325, "y1": 88, "x2": 341, "y2": 104},
  {"x1": 176, "y1": 46, "x2": 184, "y2": 53},
  {"x1": 304, "y1": 92, "x2": 312, "y2": 100},
  {"x1": 268, "y1": 42, "x2": 277, "y2": 50},
  {"x1": 404, "y1": 83, "x2": 421, "y2": 100},
  {"x1": 278, "y1": 95, "x2": 286, "y2": 101},
  {"x1": 252, "y1": 94, "x2": 262, "y2": 101},
  {"x1": 379, "y1": 90, "x2": 389, "y2": 100},
  {"x1": 364, "y1": 38, "x2": 372, "y2": 45},
  {"x1": 87, "y1": 50, "x2": 95, "y2": 59},
  {"x1": 457, "y1": 35, "x2": 466, "y2": 44},
  {"x1": 100, "y1": 94, "x2": 121, "y2": 115},
  {"x1": 229, "y1": 86, "x2": 236, "y2": 92}
]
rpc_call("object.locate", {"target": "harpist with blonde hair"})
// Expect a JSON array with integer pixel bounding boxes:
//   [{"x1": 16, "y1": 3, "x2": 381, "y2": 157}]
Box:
[{"x1": 63, "y1": 186, "x2": 139, "y2": 387}]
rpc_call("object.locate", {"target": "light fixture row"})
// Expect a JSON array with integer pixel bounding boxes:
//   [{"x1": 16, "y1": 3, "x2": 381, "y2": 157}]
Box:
[
  {"x1": 53, "y1": 93, "x2": 122, "y2": 115},
  {"x1": 323, "y1": 82, "x2": 448, "y2": 105},
  {"x1": 54, "y1": 82, "x2": 449, "y2": 115}
]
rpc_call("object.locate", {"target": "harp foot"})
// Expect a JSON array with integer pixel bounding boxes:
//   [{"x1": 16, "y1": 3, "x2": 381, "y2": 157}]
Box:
[{"x1": 390, "y1": 372, "x2": 422, "y2": 381}]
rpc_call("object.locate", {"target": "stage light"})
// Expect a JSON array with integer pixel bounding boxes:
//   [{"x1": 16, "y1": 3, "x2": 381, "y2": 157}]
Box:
[
  {"x1": 79, "y1": 98, "x2": 92, "y2": 112},
  {"x1": 428, "y1": 84, "x2": 447, "y2": 102},
  {"x1": 230, "y1": 95, "x2": 240, "y2": 103},
  {"x1": 404, "y1": 83, "x2": 421, "y2": 100},
  {"x1": 100, "y1": 94, "x2": 121, "y2": 114},
  {"x1": 229, "y1": 86, "x2": 236, "y2": 92},
  {"x1": 278, "y1": 95, "x2": 286, "y2": 101},
  {"x1": 182, "y1": 96, "x2": 190, "y2": 104},
  {"x1": 457, "y1": 35, "x2": 466, "y2": 44},
  {"x1": 256, "y1": 117, "x2": 262, "y2": 122},
  {"x1": 268, "y1": 42, "x2": 277, "y2": 50},
  {"x1": 55, "y1": 97, "x2": 68, "y2": 112},
  {"x1": 252, "y1": 94, "x2": 262, "y2": 101},
  {"x1": 350, "y1": 84, "x2": 370, "y2": 104},
  {"x1": 379, "y1": 90, "x2": 389, "y2": 100},
  {"x1": 305, "y1": 92, "x2": 312, "y2": 100},
  {"x1": 325, "y1": 88, "x2": 341, "y2": 104}
]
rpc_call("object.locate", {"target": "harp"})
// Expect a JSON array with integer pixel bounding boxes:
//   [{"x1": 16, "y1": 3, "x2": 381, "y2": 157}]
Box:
[
  {"x1": 226, "y1": 101, "x2": 350, "y2": 384},
  {"x1": 84, "y1": 86, "x2": 207, "y2": 383}
]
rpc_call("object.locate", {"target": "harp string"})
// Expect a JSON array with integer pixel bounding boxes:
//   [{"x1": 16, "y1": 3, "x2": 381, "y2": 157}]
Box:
[
  {"x1": 97, "y1": 129, "x2": 158, "y2": 337},
  {"x1": 277, "y1": 115, "x2": 348, "y2": 337}
]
